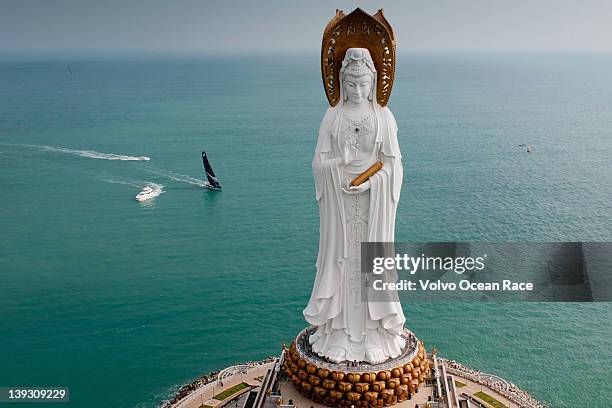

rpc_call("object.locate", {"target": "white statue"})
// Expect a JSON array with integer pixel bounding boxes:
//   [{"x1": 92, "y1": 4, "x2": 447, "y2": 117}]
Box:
[{"x1": 303, "y1": 48, "x2": 406, "y2": 364}]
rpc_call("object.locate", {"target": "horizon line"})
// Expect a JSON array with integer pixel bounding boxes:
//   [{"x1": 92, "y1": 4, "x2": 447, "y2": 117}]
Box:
[
  {"x1": 2, "y1": 48, "x2": 612, "y2": 54},
  {"x1": 2, "y1": 48, "x2": 612, "y2": 62}
]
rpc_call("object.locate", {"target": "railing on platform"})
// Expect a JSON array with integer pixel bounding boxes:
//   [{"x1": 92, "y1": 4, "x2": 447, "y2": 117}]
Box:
[{"x1": 294, "y1": 326, "x2": 420, "y2": 371}]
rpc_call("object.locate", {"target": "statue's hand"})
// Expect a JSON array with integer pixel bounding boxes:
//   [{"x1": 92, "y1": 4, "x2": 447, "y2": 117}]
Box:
[{"x1": 342, "y1": 180, "x2": 371, "y2": 194}]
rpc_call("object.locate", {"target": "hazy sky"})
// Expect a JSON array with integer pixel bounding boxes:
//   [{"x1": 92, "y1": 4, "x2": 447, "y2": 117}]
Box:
[{"x1": 2, "y1": 0, "x2": 612, "y2": 52}]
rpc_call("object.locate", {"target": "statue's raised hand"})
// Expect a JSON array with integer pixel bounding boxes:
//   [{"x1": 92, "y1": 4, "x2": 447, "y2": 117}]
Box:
[{"x1": 342, "y1": 142, "x2": 358, "y2": 165}]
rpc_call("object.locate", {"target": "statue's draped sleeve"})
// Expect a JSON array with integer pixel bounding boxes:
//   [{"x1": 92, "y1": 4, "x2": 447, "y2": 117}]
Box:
[
  {"x1": 366, "y1": 105, "x2": 405, "y2": 332},
  {"x1": 313, "y1": 106, "x2": 337, "y2": 201},
  {"x1": 305, "y1": 106, "x2": 346, "y2": 325},
  {"x1": 379, "y1": 106, "x2": 402, "y2": 203}
]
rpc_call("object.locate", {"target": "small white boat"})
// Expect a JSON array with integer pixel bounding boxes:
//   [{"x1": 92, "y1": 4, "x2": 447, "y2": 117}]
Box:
[
  {"x1": 137, "y1": 156, "x2": 151, "y2": 161},
  {"x1": 135, "y1": 185, "x2": 161, "y2": 202}
]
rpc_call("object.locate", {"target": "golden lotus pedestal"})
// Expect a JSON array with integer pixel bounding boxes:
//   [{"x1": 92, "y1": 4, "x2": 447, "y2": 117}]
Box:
[{"x1": 282, "y1": 327, "x2": 430, "y2": 407}]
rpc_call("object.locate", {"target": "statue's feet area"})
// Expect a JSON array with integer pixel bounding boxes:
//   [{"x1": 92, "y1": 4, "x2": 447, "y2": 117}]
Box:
[
  {"x1": 365, "y1": 347, "x2": 386, "y2": 364},
  {"x1": 306, "y1": 326, "x2": 417, "y2": 366},
  {"x1": 326, "y1": 347, "x2": 346, "y2": 363}
]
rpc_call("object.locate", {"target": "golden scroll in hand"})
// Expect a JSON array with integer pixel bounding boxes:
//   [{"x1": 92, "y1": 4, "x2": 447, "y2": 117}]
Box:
[{"x1": 350, "y1": 161, "x2": 383, "y2": 187}]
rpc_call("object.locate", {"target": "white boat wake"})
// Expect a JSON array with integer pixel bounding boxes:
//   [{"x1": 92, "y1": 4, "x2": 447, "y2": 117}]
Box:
[
  {"x1": 99, "y1": 176, "x2": 148, "y2": 188},
  {"x1": 99, "y1": 177, "x2": 164, "y2": 200},
  {"x1": 21, "y1": 144, "x2": 150, "y2": 161},
  {"x1": 10, "y1": 143, "x2": 209, "y2": 189},
  {"x1": 143, "y1": 167, "x2": 208, "y2": 187}
]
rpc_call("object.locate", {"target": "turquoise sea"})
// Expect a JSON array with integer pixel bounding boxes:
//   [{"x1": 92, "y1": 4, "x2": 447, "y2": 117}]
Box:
[{"x1": 1, "y1": 52, "x2": 611, "y2": 407}]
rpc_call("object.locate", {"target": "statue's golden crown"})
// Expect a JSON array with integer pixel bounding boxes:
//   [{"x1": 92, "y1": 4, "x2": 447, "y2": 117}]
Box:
[{"x1": 321, "y1": 8, "x2": 396, "y2": 107}]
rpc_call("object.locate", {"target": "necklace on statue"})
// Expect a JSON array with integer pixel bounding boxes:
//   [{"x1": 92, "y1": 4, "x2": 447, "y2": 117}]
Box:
[
  {"x1": 346, "y1": 110, "x2": 373, "y2": 135},
  {"x1": 344, "y1": 110, "x2": 373, "y2": 153}
]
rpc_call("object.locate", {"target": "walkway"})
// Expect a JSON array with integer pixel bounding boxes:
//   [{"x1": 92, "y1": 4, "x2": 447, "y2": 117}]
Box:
[{"x1": 173, "y1": 362, "x2": 275, "y2": 408}]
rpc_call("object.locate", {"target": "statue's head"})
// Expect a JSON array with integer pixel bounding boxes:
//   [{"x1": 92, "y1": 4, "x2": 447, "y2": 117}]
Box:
[{"x1": 340, "y1": 48, "x2": 377, "y2": 105}]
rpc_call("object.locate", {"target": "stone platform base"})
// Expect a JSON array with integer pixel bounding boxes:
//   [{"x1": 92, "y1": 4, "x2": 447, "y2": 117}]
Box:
[{"x1": 282, "y1": 327, "x2": 431, "y2": 407}]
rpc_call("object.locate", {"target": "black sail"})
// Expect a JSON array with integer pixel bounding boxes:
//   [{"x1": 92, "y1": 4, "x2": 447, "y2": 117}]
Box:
[{"x1": 201, "y1": 151, "x2": 221, "y2": 189}]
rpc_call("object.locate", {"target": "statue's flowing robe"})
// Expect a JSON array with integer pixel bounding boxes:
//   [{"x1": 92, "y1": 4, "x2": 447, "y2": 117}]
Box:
[{"x1": 303, "y1": 102, "x2": 406, "y2": 338}]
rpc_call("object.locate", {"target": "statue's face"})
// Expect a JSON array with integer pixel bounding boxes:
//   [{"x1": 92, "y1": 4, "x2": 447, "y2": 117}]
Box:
[{"x1": 343, "y1": 74, "x2": 373, "y2": 105}]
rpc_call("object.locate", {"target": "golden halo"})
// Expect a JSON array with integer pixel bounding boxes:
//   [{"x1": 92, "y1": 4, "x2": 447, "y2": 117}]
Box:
[{"x1": 321, "y1": 8, "x2": 396, "y2": 107}]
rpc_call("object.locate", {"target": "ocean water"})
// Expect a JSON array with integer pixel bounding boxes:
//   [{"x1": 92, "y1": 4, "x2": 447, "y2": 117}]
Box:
[{"x1": 1, "y1": 52, "x2": 611, "y2": 408}]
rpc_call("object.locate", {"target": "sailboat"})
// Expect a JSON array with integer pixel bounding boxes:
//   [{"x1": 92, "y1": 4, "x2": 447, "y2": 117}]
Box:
[{"x1": 202, "y1": 151, "x2": 222, "y2": 190}]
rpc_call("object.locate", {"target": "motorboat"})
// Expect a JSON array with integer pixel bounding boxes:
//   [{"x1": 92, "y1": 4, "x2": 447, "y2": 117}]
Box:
[{"x1": 135, "y1": 185, "x2": 161, "y2": 201}]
